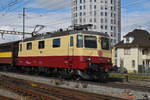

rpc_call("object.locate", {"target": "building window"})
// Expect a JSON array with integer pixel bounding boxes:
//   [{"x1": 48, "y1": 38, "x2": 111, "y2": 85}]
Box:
[
  {"x1": 83, "y1": 12, "x2": 86, "y2": 16},
  {"x1": 124, "y1": 48, "x2": 130, "y2": 55},
  {"x1": 90, "y1": 18, "x2": 92, "y2": 22},
  {"x1": 94, "y1": 25, "x2": 97, "y2": 29},
  {"x1": 101, "y1": 18, "x2": 103, "y2": 23},
  {"x1": 94, "y1": 5, "x2": 96, "y2": 9},
  {"x1": 105, "y1": 12, "x2": 107, "y2": 16},
  {"x1": 111, "y1": 13, "x2": 113, "y2": 17},
  {"x1": 20, "y1": 44, "x2": 22, "y2": 51},
  {"x1": 38, "y1": 41, "x2": 45, "y2": 49},
  {"x1": 101, "y1": 12, "x2": 103, "y2": 16},
  {"x1": 70, "y1": 36, "x2": 74, "y2": 47},
  {"x1": 111, "y1": 6, "x2": 113, "y2": 10},
  {"x1": 83, "y1": 18, "x2": 86, "y2": 22},
  {"x1": 80, "y1": 12, "x2": 82, "y2": 16},
  {"x1": 111, "y1": 19, "x2": 113, "y2": 24},
  {"x1": 105, "y1": 18, "x2": 107, "y2": 23},
  {"x1": 94, "y1": 18, "x2": 96, "y2": 22},
  {"x1": 101, "y1": 25, "x2": 103, "y2": 29},
  {"x1": 94, "y1": 11, "x2": 96, "y2": 16},
  {"x1": 80, "y1": 0, "x2": 82, "y2": 3},
  {"x1": 90, "y1": 5, "x2": 92, "y2": 9},
  {"x1": 27, "y1": 42, "x2": 32, "y2": 50},
  {"x1": 142, "y1": 49, "x2": 149, "y2": 55},
  {"x1": 80, "y1": 18, "x2": 82, "y2": 23},
  {"x1": 105, "y1": 25, "x2": 107, "y2": 29},
  {"x1": 53, "y1": 38, "x2": 60, "y2": 48},
  {"x1": 111, "y1": 26, "x2": 113, "y2": 30},
  {"x1": 111, "y1": 0, "x2": 113, "y2": 4},
  {"x1": 80, "y1": 6, "x2": 82, "y2": 10},
  {"x1": 132, "y1": 60, "x2": 135, "y2": 68},
  {"x1": 83, "y1": 5, "x2": 86, "y2": 9}
]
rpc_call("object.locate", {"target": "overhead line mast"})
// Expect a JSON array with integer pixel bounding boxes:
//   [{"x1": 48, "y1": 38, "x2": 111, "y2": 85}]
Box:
[{"x1": 23, "y1": 7, "x2": 25, "y2": 39}]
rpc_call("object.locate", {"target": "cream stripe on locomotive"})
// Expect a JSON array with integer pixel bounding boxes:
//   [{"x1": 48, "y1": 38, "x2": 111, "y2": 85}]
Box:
[{"x1": 18, "y1": 34, "x2": 111, "y2": 58}]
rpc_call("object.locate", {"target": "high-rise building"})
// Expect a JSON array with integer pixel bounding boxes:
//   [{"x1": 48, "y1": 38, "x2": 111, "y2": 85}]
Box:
[{"x1": 72, "y1": 0, "x2": 121, "y2": 45}]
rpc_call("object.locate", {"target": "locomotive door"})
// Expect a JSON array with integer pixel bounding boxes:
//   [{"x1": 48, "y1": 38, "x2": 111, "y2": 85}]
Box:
[{"x1": 68, "y1": 36, "x2": 74, "y2": 68}]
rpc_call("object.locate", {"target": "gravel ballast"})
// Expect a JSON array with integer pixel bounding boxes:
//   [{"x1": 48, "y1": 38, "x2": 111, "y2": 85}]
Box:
[{"x1": 0, "y1": 72, "x2": 150, "y2": 100}]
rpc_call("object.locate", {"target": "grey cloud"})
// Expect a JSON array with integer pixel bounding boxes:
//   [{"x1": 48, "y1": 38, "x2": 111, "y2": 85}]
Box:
[{"x1": 28, "y1": 0, "x2": 71, "y2": 9}]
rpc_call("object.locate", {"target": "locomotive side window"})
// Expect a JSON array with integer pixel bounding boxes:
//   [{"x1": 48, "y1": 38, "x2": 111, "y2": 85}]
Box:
[
  {"x1": 101, "y1": 37, "x2": 110, "y2": 50},
  {"x1": 38, "y1": 41, "x2": 45, "y2": 49},
  {"x1": 77, "y1": 35, "x2": 83, "y2": 48},
  {"x1": 20, "y1": 44, "x2": 22, "y2": 51},
  {"x1": 70, "y1": 36, "x2": 74, "y2": 47},
  {"x1": 84, "y1": 36, "x2": 97, "y2": 48},
  {"x1": 53, "y1": 38, "x2": 60, "y2": 48},
  {"x1": 27, "y1": 42, "x2": 32, "y2": 50}
]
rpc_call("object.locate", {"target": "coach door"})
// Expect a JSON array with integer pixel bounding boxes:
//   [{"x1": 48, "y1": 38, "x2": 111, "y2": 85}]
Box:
[{"x1": 68, "y1": 36, "x2": 74, "y2": 67}]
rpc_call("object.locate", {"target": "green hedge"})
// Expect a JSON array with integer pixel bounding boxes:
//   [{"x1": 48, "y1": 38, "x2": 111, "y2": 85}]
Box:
[{"x1": 109, "y1": 73, "x2": 150, "y2": 79}]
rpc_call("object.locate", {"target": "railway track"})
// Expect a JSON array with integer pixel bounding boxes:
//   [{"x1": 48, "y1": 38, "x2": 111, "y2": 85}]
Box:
[
  {"x1": 0, "y1": 95, "x2": 15, "y2": 100},
  {"x1": 0, "y1": 74, "x2": 127, "y2": 100},
  {"x1": 79, "y1": 79, "x2": 150, "y2": 92}
]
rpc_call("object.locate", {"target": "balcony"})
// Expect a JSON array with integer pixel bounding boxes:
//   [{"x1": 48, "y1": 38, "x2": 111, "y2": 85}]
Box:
[{"x1": 142, "y1": 55, "x2": 150, "y2": 60}]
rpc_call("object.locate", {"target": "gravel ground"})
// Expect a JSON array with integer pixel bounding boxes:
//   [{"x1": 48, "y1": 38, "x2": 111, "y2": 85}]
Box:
[
  {"x1": 0, "y1": 72, "x2": 150, "y2": 100},
  {"x1": 0, "y1": 87, "x2": 21, "y2": 100}
]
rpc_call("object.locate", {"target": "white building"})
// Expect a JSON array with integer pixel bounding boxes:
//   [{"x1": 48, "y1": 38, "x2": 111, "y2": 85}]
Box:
[
  {"x1": 114, "y1": 29, "x2": 150, "y2": 73},
  {"x1": 72, "y1": 0, "x2": 121, "y2": 45}
]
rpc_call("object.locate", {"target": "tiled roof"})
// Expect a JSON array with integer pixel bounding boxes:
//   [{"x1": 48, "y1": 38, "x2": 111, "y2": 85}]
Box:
[{"x1": 115, "y1": 29, "x2": 150, "y2": 48}]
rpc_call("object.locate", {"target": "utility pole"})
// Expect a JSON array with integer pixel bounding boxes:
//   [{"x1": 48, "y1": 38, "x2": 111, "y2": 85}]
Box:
[{"x1": 23, "y1": 8, "x2": 25, "y2": 39}]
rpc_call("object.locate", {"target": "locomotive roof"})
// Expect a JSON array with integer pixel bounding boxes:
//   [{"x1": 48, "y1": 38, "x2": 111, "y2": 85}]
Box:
[
  {"x1": 0, "y1": 40, "x2": 20, "y2": 47},
  {"x1": 22, "y1": 30, "x2": 109, "y2": 42}
]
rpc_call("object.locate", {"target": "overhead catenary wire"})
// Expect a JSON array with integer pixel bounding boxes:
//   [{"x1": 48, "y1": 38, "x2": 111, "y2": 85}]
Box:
[{"x1": 0, "y1": 0, "x2": 149, "y2": 33}]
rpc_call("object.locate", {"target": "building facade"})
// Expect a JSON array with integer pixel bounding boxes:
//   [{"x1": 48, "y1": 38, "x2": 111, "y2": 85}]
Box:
[
  {"x1": 72, "y1": 0, "x2": 121, "y2": 45},
  {"x1": 114, "y1": 29, "x2": 150, "y2": 73}
]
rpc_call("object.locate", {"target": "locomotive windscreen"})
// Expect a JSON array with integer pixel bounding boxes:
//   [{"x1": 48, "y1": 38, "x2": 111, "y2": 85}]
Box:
[
  {"x1": 101, "y1": 37, "x2": 110, "y2": 50},
  {"x1": 84, "y1": 36, "x2": 97, "y2": 48}
]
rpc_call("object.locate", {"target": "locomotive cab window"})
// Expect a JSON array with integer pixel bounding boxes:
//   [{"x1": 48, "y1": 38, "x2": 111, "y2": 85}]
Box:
[
  {"x1": 27, "y1": 42, "x2": 32, "y2": 50},
  {"x1": 84, "y1": 36, "x2": 97, "y2": 48},
  {"x1": 38, "y1": 41, "x2": 45, "y2": 49},
  {"x1": 101, "y1": 37, "x2": 110, "y2": 50},
  {"x1": 53, "y1": 38, "x2": 60, "y2": 48},
  {"x1": 77, "y1": 35, "x2": 83, "y2": 48}
]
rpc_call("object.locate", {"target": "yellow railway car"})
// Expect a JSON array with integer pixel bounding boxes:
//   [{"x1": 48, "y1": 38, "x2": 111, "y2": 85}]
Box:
[
  {"x1": 0, "y1": 41, "x2": 19, "y2": 66},
  {"x1": 17, "y1": 30, "x2": 112, "y2": 80}
]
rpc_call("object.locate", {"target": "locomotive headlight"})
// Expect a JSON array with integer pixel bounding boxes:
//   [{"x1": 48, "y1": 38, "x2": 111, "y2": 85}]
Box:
[
  {"x1": 107, "y1": 59, "x2": 111, "y2": 63},
  {"x1": 86, "y1": 57, "x2": 92, "y2": 62}
]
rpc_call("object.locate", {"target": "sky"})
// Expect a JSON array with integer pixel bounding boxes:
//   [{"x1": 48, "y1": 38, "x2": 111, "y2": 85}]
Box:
[{"x1": 0, "y1": 0, "x2": 150, "y2": 43}]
